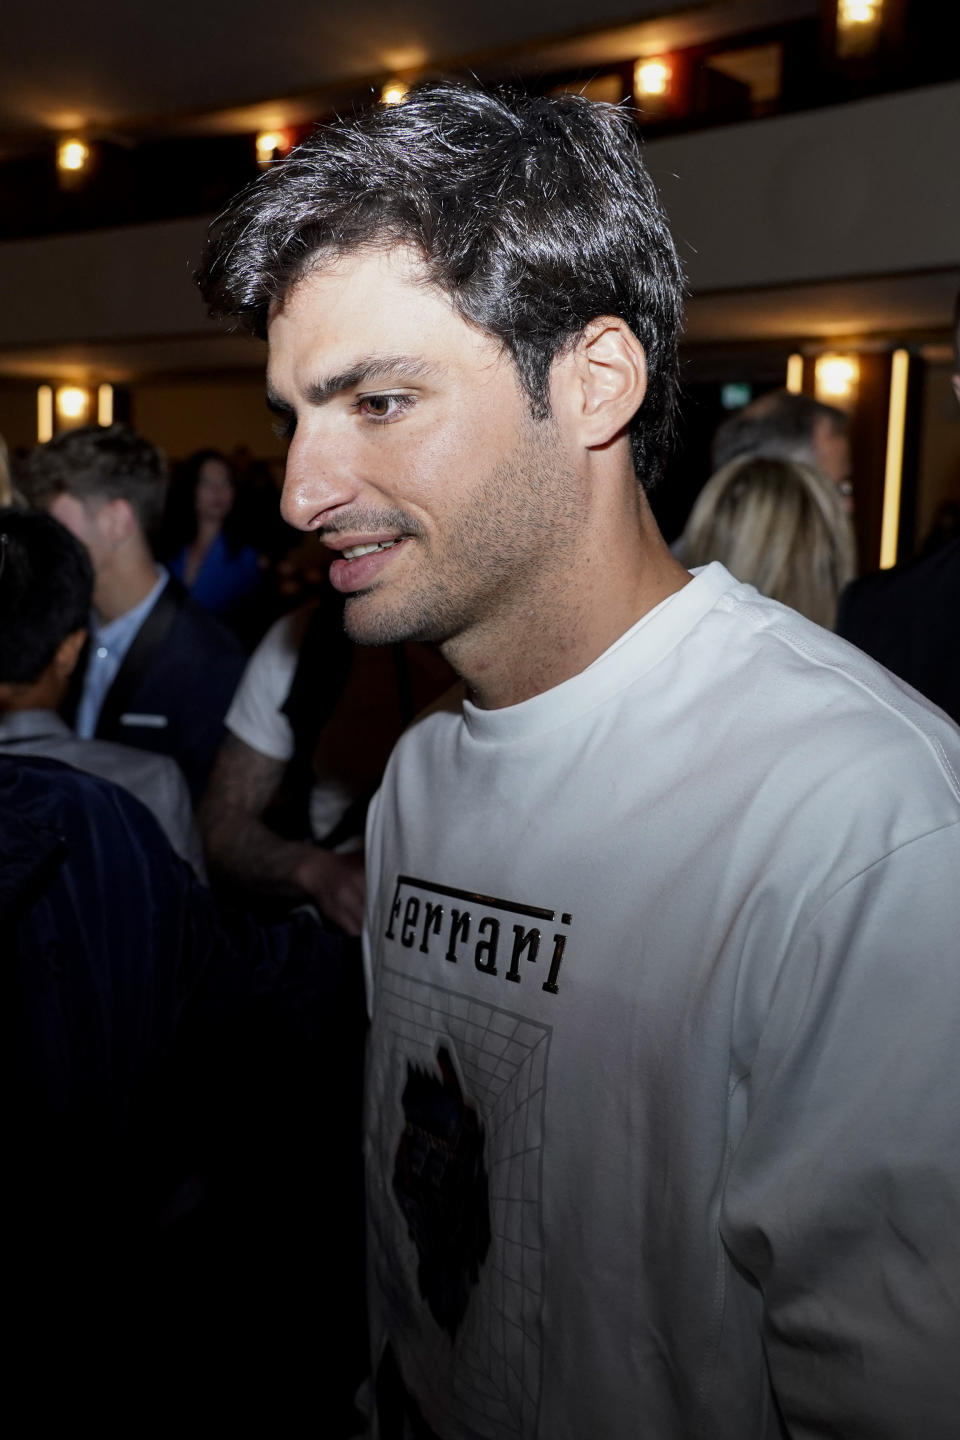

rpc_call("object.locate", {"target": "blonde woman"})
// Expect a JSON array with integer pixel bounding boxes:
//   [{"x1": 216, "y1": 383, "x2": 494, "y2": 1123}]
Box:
[{"x1": 681, "y1": 454, "x2": 857, "y2": 628}]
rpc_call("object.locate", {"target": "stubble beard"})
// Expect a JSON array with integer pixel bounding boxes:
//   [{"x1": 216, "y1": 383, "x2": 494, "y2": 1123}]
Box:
[{"x1": 342, "y1": 418, "x2": 582, "y2": 658}]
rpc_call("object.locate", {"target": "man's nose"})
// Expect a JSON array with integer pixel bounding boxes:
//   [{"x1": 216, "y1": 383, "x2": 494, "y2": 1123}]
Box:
[{"x1": 280, "y1": 440, "x2": 358, "y2": 532}]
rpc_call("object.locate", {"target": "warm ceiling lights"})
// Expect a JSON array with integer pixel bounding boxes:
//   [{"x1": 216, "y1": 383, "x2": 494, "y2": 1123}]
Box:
[
  {"x1": 57, "y1": 137, "x2": 89, "y2": 173},
  {"x1": 836, "y1": 0, "x2": 884, "y2": 56},
  {"x1": 634, "y1": 59, "x2": 671, "y2": 98},
  {"x1": 839, "y1": 0, "x2": 882, "y2": 24},
  {"x1": 381, "y1": 81, "x2": 409, "y2": 106},
  {"x1": 814, "y1": 353, "x2": 859, "y2": 405},
  {"x1": 255, "y1": 130, "x2": 291, "y2": 166},
  {"x1": 56, "y1": 385, "x2": 91, "y2": 422}
]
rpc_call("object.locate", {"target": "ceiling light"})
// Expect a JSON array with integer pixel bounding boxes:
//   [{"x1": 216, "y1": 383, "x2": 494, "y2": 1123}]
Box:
[
  {"x1": 814, "y1": 354, "x2": 859, "y2": 404},
  {"x1": 255, "y1": 130, "x2": 291, "y2": 166},
  {"x1": 836, "y1": 0, "x2": 884, "y2": 56},
  {"x1": 381, "y1": 82, "x2": 409, "y2": 106},
  {"x1": 839, "y1": 0, "x2": 881, "y2": 25},
  {"x1": 56, "y1": 386, "x2": 91, "y2": 421},
  {"x1": 634, "y1": 59, "x2": 671, "y2": 98},
  {"x1": 57, "y1": 137, "x2": 89, "y2": 173}
]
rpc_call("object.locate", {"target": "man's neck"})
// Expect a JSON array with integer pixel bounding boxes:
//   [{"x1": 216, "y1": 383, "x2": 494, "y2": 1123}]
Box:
[
  {"x1": 94, "y1": 549, "x2": 161, "y2": 624},
  {"x1": 0, "y1": 673, "x2": 64, "y2": 716},
  {"x1": 447, "y1": 494, "x2": 691, "y2": 710}
]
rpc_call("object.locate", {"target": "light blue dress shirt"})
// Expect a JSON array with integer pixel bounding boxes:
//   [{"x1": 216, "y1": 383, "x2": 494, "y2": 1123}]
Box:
[{"x1": 75, "y1": 568, "x2": 169, "y2": 738}]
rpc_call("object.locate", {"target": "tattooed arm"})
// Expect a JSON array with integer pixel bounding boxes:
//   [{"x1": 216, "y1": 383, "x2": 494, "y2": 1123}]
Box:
[{"x1": 198, "y1": 733, "x2": 364, "y2": 935}]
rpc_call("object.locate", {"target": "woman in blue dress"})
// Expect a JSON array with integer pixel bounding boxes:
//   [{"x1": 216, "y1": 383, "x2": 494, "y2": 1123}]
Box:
[{"x1": 162, "y1": 450, "x2": 263, "y2": 623}]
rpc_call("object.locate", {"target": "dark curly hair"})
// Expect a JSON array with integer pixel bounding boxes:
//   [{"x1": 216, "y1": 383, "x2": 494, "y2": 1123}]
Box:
[
  {"x1": 197, "y1": 82, "x2": 685, "y2": 488},
  {"x1": 159, "y1": 449, "x2": 250, "y2": 561},
  {"x1": 0, "y1": 507, "x2": 93, "y2": 685},
  {"x1": 20, "y1": 423, "x2": 168, "y2": 538}
]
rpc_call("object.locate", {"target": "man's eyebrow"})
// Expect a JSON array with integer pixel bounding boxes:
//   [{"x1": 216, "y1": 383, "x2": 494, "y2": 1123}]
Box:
[{"x1": 266, "y1": 356, "x2": 441, "y2": 418}]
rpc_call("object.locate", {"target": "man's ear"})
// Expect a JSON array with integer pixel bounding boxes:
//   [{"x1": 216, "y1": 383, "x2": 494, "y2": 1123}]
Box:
[
  {"x1": 555, "y1": 317, "x2": 648, "y2": 450},
  {"x1": 100, "y1": 497, "x2": 137, "y2": 544},
  {"x1": 54, "y1": 628, "x2": 88, "y2": 681}
]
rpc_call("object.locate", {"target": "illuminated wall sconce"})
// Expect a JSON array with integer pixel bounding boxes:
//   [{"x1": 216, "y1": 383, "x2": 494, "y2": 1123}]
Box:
[
  {"x1": 38, "y1": 383, "x2": 114, "y2": 439},
  {"x1": 97, "y1": 383, "x2": 114, "y2": 426},
  {"x1": 37, "y1": 386, "x2": 54, "y2": 443},
  {"x1": 381, "y1": 81, "x2": 409, "y2": 106},
  {"x1": 634, "y1": 58, "x2": 672, "y2": 99},
  {"x1": 879, "y1": 348, "x2": 909, "y2": 569},
  {"x1": 57, "y1": 137, "x2": 90, "y2": 173},
  {"x1": 836, "y1": 0, "x2": 884, "y2": 57},
  {"x1": 56, "y1": 385, "x2": 91, "y2": 423},
  {"x1": 255, "y1": 130, "x2": 292, "y2": 166},
  {"x1": 814, "y1": 353, "x2": 859, "y2": 406},
  {"x1": 785, "y1": 353, "x2": 804, "y2": 394}
]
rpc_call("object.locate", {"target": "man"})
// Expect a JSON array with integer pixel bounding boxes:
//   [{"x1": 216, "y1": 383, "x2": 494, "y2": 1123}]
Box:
[
  {"x1": 200, "y1": 588, "x2": 453, "y2": 933},
  {"x1": 22, "y1": 423, "x2": 246, "y2": 801},
  {"x1": 836, "y1": 294, "x2": 960, "y2": 724},
  {"x1": 2, "y1": 749, "x2": 362, "y2": 1427},
  {"x1": 711, "y1": 388, "x2": 854, "y2": 512},
  {"x1": 199, "y1": 84, "x2": 960, "y2": 1438},
  {"x1": 0, "y1": 507, "x2": 203, "y2": 873}
]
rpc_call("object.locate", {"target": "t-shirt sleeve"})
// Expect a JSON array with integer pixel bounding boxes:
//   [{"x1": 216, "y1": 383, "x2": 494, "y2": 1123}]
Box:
[
  {"x1": 224, "y1": 611, "x2": 300, "y2": 762},
  {"x1": 720, "y1": 822, "x2": 960, "y2": 1439}
]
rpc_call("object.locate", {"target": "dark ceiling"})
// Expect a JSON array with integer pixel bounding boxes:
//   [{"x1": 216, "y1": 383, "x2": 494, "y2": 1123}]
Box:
[
  {"x1": 0, "y1": 0, "x2": 953, "y2": 381},
  {"x1": 1, "y1": 0, "x2": 814, "y2": 141}
]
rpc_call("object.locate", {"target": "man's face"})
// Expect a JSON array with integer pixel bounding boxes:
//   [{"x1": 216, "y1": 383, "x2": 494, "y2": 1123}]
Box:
[
  {"x1": 268, "y1": 247, "x2": 583, "y2": 651},
  {"x1": 46, "y1": 492, "x2": 112, "y2": 575}
]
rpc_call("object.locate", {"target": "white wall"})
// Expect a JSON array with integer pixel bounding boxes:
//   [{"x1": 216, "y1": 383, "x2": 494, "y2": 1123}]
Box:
[
  {"x1": 0, "y1": 83, "x2": 957, "y2": 356},
  {"x1": 646, "y1": 81, "x2": 960, "y2": 292}
]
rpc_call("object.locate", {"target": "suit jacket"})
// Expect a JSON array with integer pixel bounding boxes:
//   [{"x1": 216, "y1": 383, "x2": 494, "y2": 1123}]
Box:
[
  {"x1": 78, "y1": 579, "x2": 247, "y2": 803},
  {"x1": 836, "y1": 538, "x2": 960, "y2": 726},
  {"x1": 1, "y1": 754, "x2": 359, "y2": 1416},
  {"x1": 0, "y1": 708, "x2": 204, "y2": 875}
]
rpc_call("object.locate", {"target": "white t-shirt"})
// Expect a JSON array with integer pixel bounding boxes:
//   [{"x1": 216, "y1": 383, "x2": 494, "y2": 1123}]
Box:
[
  {"x1": 226, "y1": 605, "x2": 456, "y2": 847},
  {"x1": 364, "y1": 563, "x2": 960, "y2": 1440},
  {"x1": 225, "y1": 606, "x2": 356, "y2": 844}
]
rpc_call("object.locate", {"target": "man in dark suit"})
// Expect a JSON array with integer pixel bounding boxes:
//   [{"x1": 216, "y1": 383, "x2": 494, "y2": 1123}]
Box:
[
  {"x1": 837, "y1": 296, "x2": 960, "y2": 726},
  {"x1": 0, "y1": 506, "x2": 204, "y2": 870},
  {"x1": 3, "y1": 750, "x2": 364, "y2": 1430},
  {"x1": 21, "y1": 423, "x2": 245, "y2": 801}
]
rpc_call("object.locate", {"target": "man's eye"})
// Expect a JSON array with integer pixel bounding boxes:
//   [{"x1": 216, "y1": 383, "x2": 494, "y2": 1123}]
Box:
[
  {"x1": 271, "y1": 413, "x2": 296, "y2": 440},
  {"x1": 357, "y1": 394, "x2": 414, "y2": 422}
]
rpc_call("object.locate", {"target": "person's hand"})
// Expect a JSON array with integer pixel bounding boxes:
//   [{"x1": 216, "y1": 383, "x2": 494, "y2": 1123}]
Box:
[{"x1": 294, "y1": 847, "x2": 365, "y2": 936}]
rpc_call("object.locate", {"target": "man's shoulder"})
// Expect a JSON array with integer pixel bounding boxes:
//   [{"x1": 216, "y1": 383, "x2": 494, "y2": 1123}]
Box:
[
  {"x1": 697, "y1": 588, "x2": 960, "y2": 818},
  {"x1": 0, "y1": 752, "x2": 167, "y2": 854},
  {"x1": 75, "y1": 733, "x2": 187, "y2": 794}
]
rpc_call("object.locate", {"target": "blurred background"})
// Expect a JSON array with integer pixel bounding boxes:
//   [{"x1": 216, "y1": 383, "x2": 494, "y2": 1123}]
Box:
[{"x1": 1, "y1": 0, "x2": 957, "y2": 570}]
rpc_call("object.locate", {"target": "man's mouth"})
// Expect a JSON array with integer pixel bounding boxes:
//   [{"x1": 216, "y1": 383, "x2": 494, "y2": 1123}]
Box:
[{"x1": 342, "y1": 539, "x2": 403, "y2": 560}]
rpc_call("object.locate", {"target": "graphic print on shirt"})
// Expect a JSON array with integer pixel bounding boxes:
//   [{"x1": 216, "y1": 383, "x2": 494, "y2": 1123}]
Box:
[
  {"x1": 394, "y1": 1045, "x2": 492, "y2": 1338},
  {"x1": 376, "y1": 930, "x2": 558, "y2": 1438},
  {"x1": 385, "y1": 874, "x2": 573, "y2": 995}
]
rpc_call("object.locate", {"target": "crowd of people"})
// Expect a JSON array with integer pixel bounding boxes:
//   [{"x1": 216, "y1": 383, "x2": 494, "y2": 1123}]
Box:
[{"x1": 2, "y1": 81, "x2": 959, "y2": 1438}]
